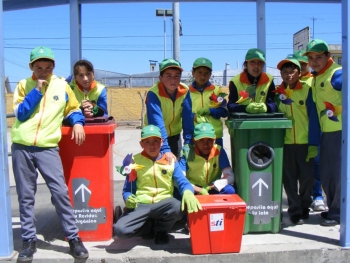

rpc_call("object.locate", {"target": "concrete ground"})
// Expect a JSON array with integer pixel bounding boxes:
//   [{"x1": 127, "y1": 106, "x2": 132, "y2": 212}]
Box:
[{"x1": 2, "y1": 124, "x2": 350, "y2": 263}]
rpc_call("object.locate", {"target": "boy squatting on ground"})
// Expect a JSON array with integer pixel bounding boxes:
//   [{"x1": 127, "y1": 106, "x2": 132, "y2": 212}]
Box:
[
  {"x1": 274, "y1": 56, "x2": 320, "y2": 225},
  {"x1": 11, "y1": 46, "x2": 89, "y2": 261},
  {"x1": 145, "y1": 58, "x2": 194, "y2": 161},
  {"x1": 188, "y1": 58, "x2": 228, "y2": 147},
  {"x1": 179, "y1": 123, "x2": 235, "y2": 195},
  {"x1": 113, "y1": 125, "x2": 201, "y2": 244}
]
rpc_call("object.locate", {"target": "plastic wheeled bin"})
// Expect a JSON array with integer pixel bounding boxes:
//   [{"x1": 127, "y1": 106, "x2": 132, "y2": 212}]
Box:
[
  {"x1": 187, "y1": 194, "x2": 246, "y2": 254},
  {"x1": 59, "y1": 117, "x2": 117, "y2": 241},
  {"x1": 226, "y1": 112, "x2": 292, "y2": 234}
]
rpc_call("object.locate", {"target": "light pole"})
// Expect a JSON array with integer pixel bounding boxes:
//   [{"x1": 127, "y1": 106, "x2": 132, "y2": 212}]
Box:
[{"x1": 156, "y1": 9, "x2": 173, "y2": 59}]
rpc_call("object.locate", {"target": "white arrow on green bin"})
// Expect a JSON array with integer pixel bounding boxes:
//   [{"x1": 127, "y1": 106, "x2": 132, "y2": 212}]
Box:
[
  {"x1": 75, "y1": 184, "x2": 91, "y2": 202},
  {"x1": 252, "y1": 178, "x2": 268, "y2": 197}
]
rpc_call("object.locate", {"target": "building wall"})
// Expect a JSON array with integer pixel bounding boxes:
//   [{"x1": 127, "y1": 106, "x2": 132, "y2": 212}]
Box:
[{"x1": 5, "y1": 86, "x2": 230, "y2": 126}]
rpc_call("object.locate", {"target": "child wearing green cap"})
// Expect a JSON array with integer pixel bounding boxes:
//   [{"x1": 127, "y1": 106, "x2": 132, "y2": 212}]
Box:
[
  {"x1": 145, "y1": 58, "x2": 194, "y2": 161},
  {"x1": 293, "y1": 50, "x2": 327, "y2": 212},
  {"x1": 11, "y1": 46, "x2": 89, "y2": 260},
  {"x1": 68, "y1": 59, "x2": 108, "y2": 118},
  {"x1": 114, "y1": 125, "x2": 201, "y2": 244},
  {"x1": 188, "y1": 57, "x2": 228, "y2": 147},
  {"x1": 179, "y1": 123, "x2": 235, "y2": 195},
  {"x1": 227, "y1": 48, "x2": 277, "y2": 114},
  {"x1": 304, "y1": 39, "x2": 342, "y2": 227},
  {"x1": 275, "y1": 56, "x2": 320, "y2": 225}
]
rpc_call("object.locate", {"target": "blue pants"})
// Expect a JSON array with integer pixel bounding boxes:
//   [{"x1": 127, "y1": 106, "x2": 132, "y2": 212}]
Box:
[
  {"x1": 12, "y1": 143, "x2": 79, "y2": 241},
  {"x1": 312, "y1": 151, "x2": 324, "y2": 201},
  {"x1": 113, "y1": 197, "x2": 182, "y2": 238}
]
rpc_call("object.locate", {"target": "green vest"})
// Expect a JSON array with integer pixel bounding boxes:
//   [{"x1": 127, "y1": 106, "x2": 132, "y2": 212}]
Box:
[
  {"x1": 311, "y1": 63, "x2": 342, "y2": 132},
  {"x1": 231, "y1": 72, "x2": 274, "y2": 105},
  {"x1": 277, "y1": 81, "x2": 311, "y2": 144},
  {"x1": 145, "y1": 81, "x2": 189, "y2": 136},
  {"x1": 134, "y1": 153, "x2": 174, "y2": 204},
  {"x1": 189, "y1": 84, "x2": 224, "y2": 138},
  {"x1": 186, "y1": 144, "x2": 221, "y2": 187}
]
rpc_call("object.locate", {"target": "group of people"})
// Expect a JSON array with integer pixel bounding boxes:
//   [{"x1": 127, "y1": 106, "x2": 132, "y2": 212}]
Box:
[{"x1": 10, "y1": 37, "x2": 342, "y2": 261}]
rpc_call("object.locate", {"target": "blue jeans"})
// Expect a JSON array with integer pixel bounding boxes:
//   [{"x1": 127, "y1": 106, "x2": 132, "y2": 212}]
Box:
[{"x1": 313, "y1": 150, "x2": 324, "y2": 201}]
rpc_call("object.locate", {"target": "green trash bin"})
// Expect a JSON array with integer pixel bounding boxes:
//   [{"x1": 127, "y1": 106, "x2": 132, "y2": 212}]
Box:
[{"x1": 226, "y1": 112, "x2": 292, "y2": 234}]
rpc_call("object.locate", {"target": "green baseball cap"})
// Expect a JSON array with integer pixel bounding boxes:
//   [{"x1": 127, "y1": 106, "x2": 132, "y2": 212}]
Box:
[
  {"x1": 159, "y1": 58, "x2": 183, "y2": 72},
  {"x1": 303, "y1": 39, "x2": 329, "y2": 55},
  {"x1": 245, "y1": 48, "x2": 266, "y2": 62},
  {"x1": 277, "y1": 55, "x2": 301, "y2": 70},
  {"x1": 293, "y1": 50, "x2": 308, "y2": 63},
  {"x1": 194, "y1": 123, "x2": 216, "y2": 141},
  {"x1": 30, "y1": 46, "x2": 55, "y2": 63},
  {"x1": 141, "y1": 125, "x2": 162, "y2": 140},
  {"x1": 193, "y1": 57, "x2": 212, "y2": 70}
]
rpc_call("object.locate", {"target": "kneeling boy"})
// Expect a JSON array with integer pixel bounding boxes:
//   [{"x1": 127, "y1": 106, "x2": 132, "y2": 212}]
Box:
[{"x1": 113, "y1": 125, "x2": 201, "y2": 244}]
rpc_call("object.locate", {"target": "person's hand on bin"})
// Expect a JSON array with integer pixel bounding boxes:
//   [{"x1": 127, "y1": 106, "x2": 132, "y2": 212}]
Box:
[
  {"x1": 246, "y1": 102, "x2": 267, "y2": 114},
  {"x1": 181, "y1": 190, "x2": 202, "y2": 213}
]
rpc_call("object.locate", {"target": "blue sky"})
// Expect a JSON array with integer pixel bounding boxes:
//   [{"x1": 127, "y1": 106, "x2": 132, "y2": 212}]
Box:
[{"x1": 3, "y1": 1, "x2": 341, "y2": 87}]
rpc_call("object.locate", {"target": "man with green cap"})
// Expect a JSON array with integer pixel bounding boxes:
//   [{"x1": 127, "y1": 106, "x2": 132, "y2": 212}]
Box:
[
  {"x1": 179, "y1": 123, "x2": 235, "y2": 195},
  {"x1": 227, "y1": 48, "x2": 277, "y2": 114},
  {"x1": 145, "y1": 58, "x2": 193, "y2": 161},
  {"x1": 274, "y1": 55, "x2": 320, "y2": 225},
  {"x1": 304, "y1": 39, "x2": 342, "y2": 227},
  {"x1": 11, "y1": 46, "x2": 89, "y2": 260},
  {"x1": 188, "y1": 57, "x2": 228, "y2": 148},
  {"x1": 114, "y1": 125, "x2": 201, "y2": 245},
  {"x1": 293, "y1": 49, "x2": 327, "y2": 212}
]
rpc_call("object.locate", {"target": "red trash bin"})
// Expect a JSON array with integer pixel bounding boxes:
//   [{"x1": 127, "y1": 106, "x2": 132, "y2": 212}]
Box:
[
  {"x1": 59, "y1": 117, "x2": 117, "y2": 241},
  {"x1": 187, "y1": 194, "x2": 246, "y2": 254}
]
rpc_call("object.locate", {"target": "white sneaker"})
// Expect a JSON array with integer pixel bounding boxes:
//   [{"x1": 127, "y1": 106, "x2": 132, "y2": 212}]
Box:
[{"x1": 311, "y1": 199, "x2": 326, "y2": 211}]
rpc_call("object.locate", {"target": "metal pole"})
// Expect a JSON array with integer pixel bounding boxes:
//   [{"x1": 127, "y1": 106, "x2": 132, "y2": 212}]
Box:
[
  {"x1": 340, "y1": 0, "x2": 350, "y2": 248},
  {"x1": 256, "y1": 0, "x2": 266, "y2": 67},
  {"x1": 173, "y1": 2, "x2": 180, "y2": 61},
  {"x1": 0, "y1": 0, "x2": 14, "y2": 258},
  {"x1": 69, "y1": 0, "x2": 82, "y2": 72},
  {"x1": 163, "y1": 12, "x2": 166, "y2": 59}
]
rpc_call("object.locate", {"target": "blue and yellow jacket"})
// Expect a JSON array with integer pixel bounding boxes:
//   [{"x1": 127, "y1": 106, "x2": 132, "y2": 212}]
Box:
[
  {"x1": 122, "y1": 151, "x2": 194, "y2": 204},
  {"x1": 69, "y1": 79, "x2": 108, "y2": 117},
  {"x1": 145, "y1": 81, "x2": 194, "y2": 152},
  {"x1": 179, "y1": 144, "x2": 231, "y2": 187},
  {"x1": 189, "y1": 81, "x2": 228, "y2": 139},
  {"x1": 276, "y1": 81, "x2": 320, "y2": 145},
  {"x1": 310, "y1": 59, "x2": 342, "y2": 133},
  {"x1": 12, "y1": 74, "x2": 85, "y2": 147}
]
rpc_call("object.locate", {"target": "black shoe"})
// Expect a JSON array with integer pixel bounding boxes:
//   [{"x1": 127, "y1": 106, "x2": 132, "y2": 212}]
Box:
[
  {"x1": 69, "y1": 237, "x2": 89, "y2": 259},
  {"x1": 290, "y1": 215, "x2": 304, "y2": 225},
  {"x1": 321, "y1": 219, "x2": 339, "y2": 227},
  {"x1": 301, "y1": 208, "x2": 310, "y2": 219},
  {"x1": 18, "y1": 239, "x2": 37, "y2": 261},
  {"x1": 154, "y1": 231, "x2": 169, "y2": 245},
  {"x1": 321, "y1": 211, "x2": 329, "y2": 219}
]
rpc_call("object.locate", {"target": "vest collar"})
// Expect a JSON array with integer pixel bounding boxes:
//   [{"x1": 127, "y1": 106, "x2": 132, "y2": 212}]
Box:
[
  {"x1": 279, "y1": 80, "x2": 302, "y2": 90},
  {"x1": 158, "y1": 82, "x2": 187, "y2": 99},
  {"x1": 240, "y1": 70, "x2": 270, "y2": 86}
]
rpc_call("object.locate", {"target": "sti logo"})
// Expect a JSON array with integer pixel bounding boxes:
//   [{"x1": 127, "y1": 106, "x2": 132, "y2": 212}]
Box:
[{"x1": 209, "y1": 213, "x2": 224, "y2": 232}]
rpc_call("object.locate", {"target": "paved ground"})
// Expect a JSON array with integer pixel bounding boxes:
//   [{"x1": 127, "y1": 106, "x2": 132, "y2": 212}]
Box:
[{"x1": 2, "y1": 125, "x2": 350, "y2": 263}]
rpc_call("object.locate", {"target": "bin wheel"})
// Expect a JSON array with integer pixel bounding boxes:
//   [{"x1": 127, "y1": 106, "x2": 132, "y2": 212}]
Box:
[{"x1": 113, "y1": 205, "x2": 123, "y2": 224}]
